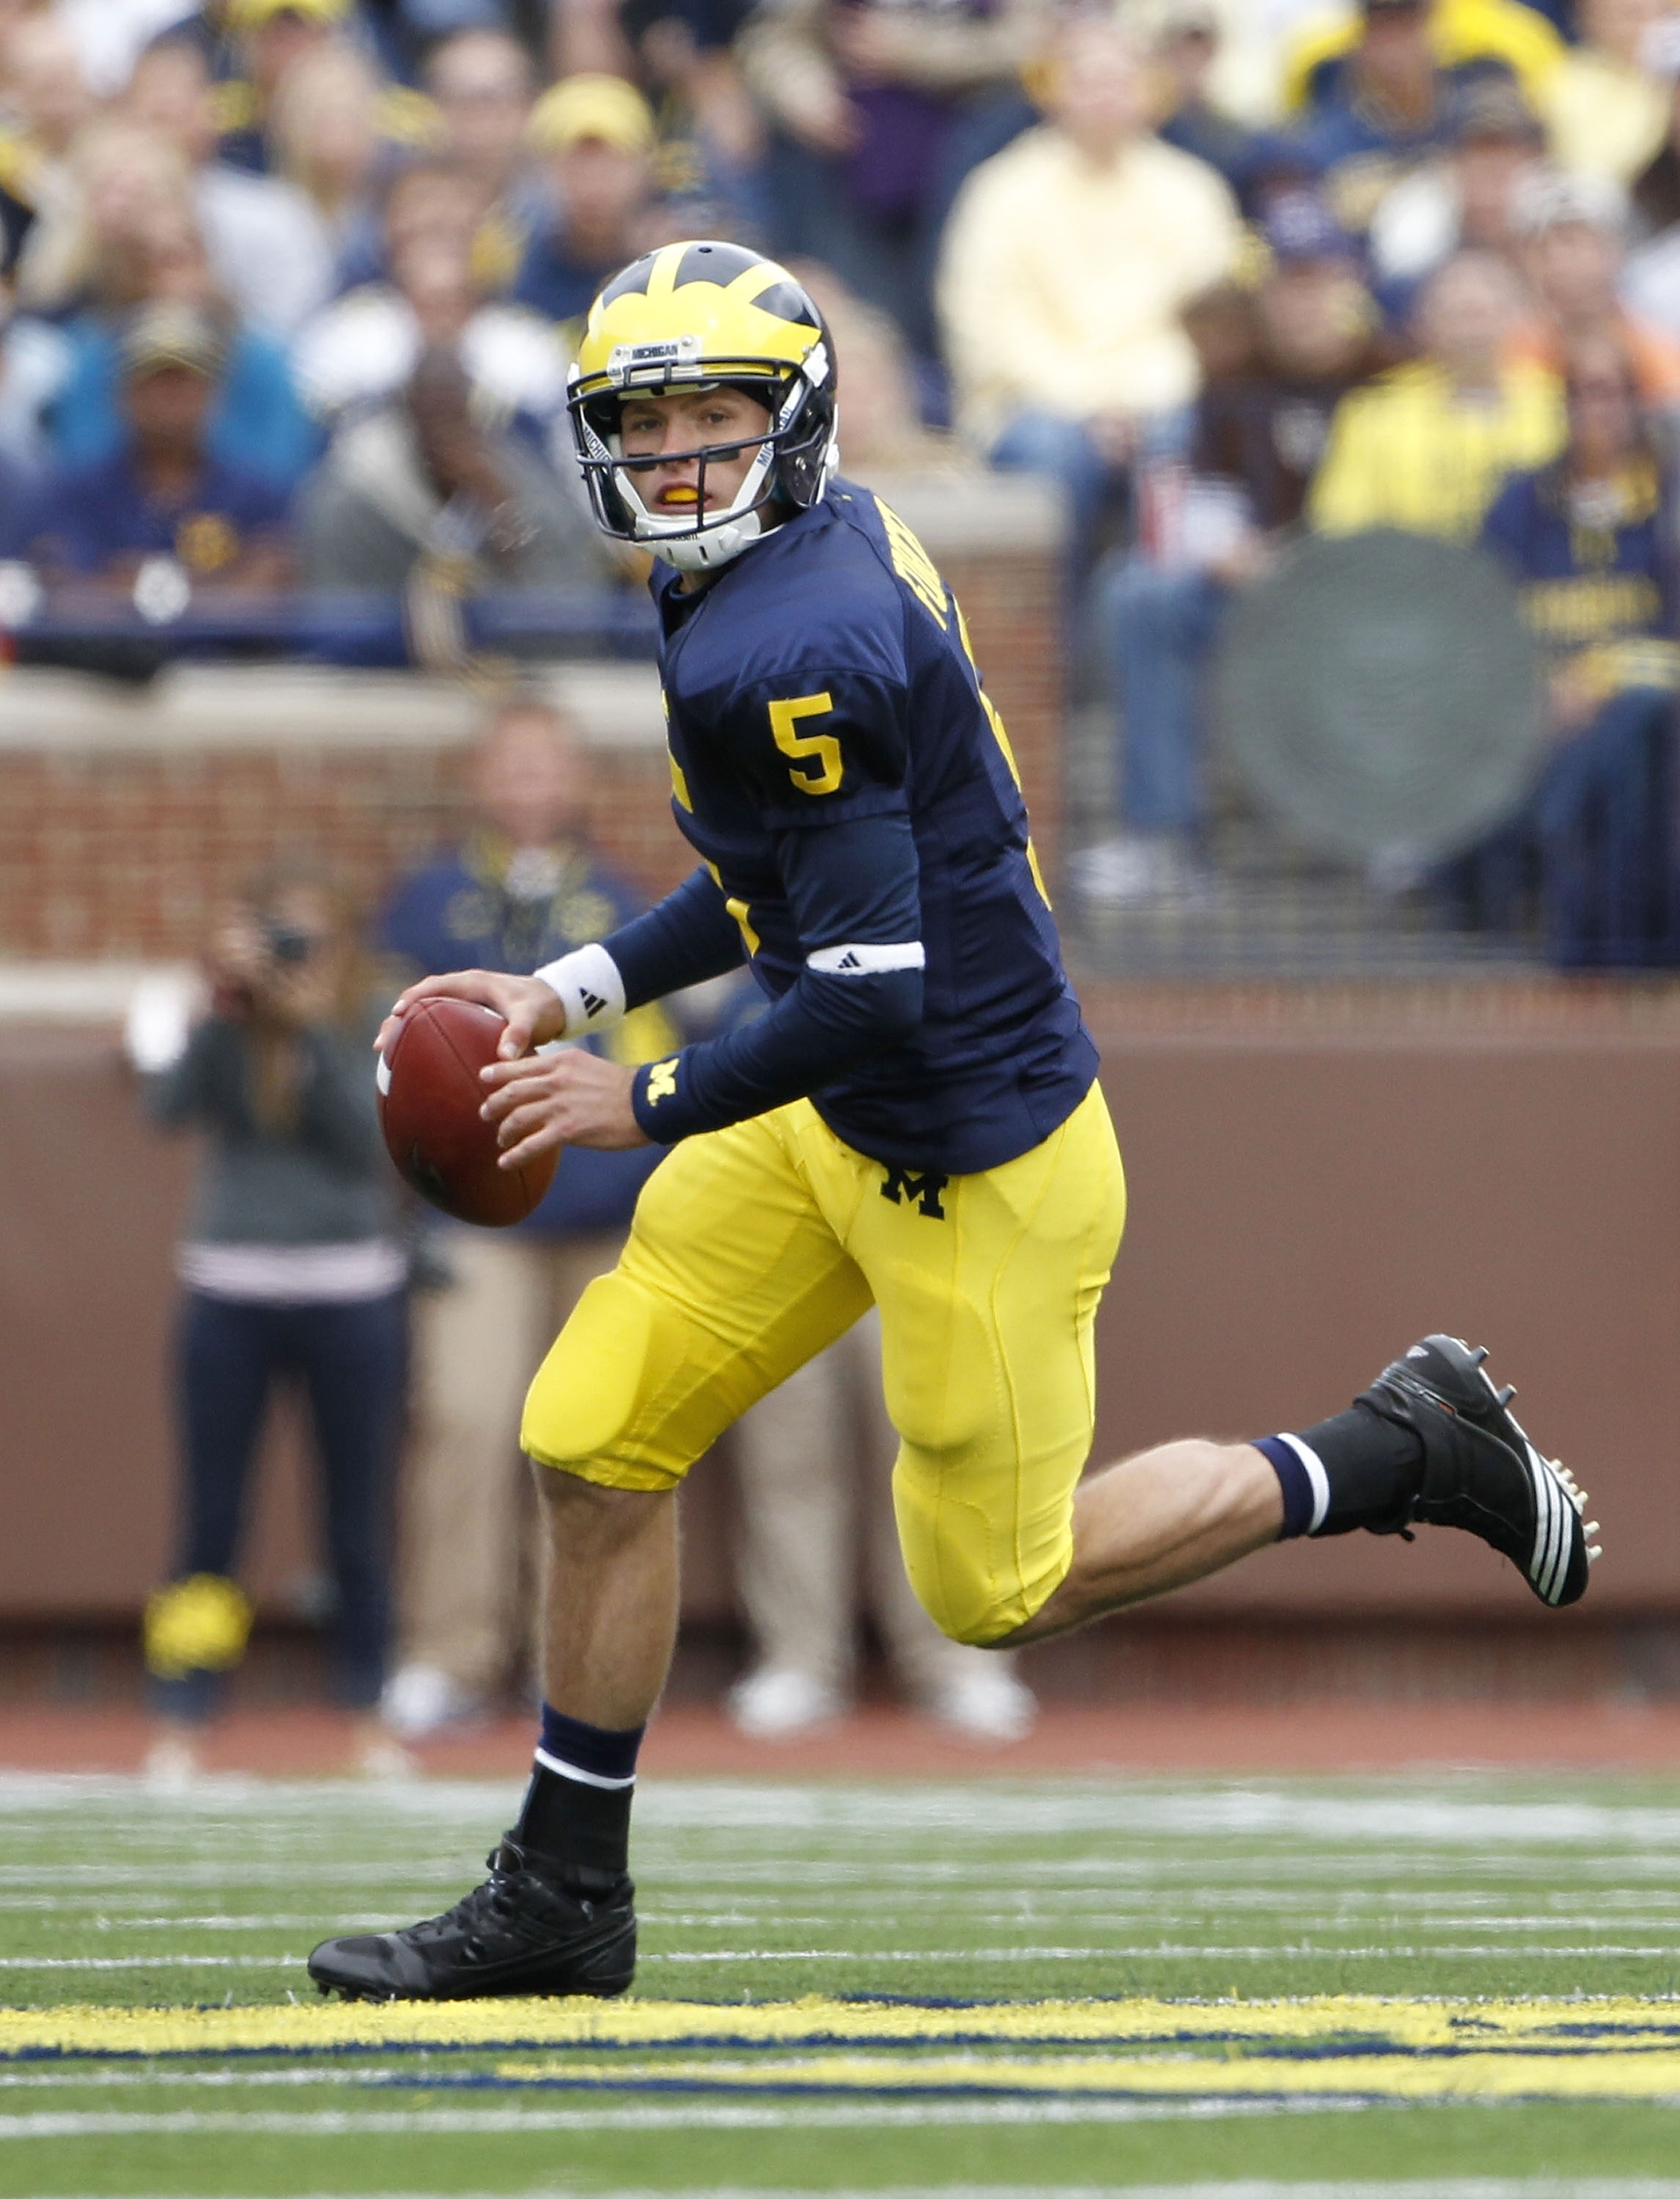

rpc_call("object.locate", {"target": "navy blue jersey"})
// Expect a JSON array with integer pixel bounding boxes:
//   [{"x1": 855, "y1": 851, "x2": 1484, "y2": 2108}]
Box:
[{"x1": 626, "y1": 481, "x2": 1097, "y2": 1176}]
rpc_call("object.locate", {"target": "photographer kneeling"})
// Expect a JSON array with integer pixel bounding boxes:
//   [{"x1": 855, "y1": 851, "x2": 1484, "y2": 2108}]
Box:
[{"x1": 130, "y1": 863, "x2": 408, "y2": 1780}]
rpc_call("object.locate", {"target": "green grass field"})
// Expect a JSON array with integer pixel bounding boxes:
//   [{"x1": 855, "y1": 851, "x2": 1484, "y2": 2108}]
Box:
[{"x1": 4, "y1": 1769, "x2": 1680, "y2": 2196}]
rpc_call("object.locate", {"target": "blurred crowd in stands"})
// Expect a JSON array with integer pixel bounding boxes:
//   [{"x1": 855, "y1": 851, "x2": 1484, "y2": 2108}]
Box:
[{"x1": 1, "y1": 0, "x2": 1679, "y2": 961}]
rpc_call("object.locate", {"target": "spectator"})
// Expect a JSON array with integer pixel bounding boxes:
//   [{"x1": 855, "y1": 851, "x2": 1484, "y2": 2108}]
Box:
[
  {"x1": 1153, "y1": 0, "x2": 1260, "y2": 200},
  {"x1": 295, "y1": 341, "x2": 611, "y2": 639},
  {"x1": 729, "y1": 1312, "x2": 1037, "y2": 1742},
  {"x1": 1282, "y1": 0, "x2": 1563, "y2": 117},
  {"x1": 377, "y1": 699, "x2": 679, "y2": 1739},
  {"x1": 215, "y1": 0, "x2": 435, "y2": 178},
  {"x1": 630, "y1": 4, "x2": 770, "y2": 240},
  {"x1": 740, "y1": 0, "x2": 1049, "y2": 363},
  {"x1": 130, "y1": 862, "x2": 408, "y2": 1783},
  {"x1": 1289, "y1": 0, "x2": 1481, "y2": 240},
  {"x1": 1367, "y1": 77, "x2": 1548, "y2": 325},
  {"x1": 294, "y1": 163, "x2": 570, "y2": 424},
  {"x1": 1459, "y1": 328, "x2": 1679, "y2": 963},
  {"x1": 23, "y1": 207, "x2": 316, "y2": 490},
  {"x1": 0, "y1": 15, "x2": 97, "y2": 276},
  {"x1": 512, "y1": 74, "x2": 663, "y2": 328},
  {"x1": 326, "y1": 153, "x2": 491, "y2": 295},
  {"x1": 1309, "y1": 248, "x2": 1563, "y2": 539},
  {"x1": 1539, "y1": 0, "x2": 1673, "y2": 188},
  {"x1": 422, "y1": 25, "x2": 550, "y2": 273},
  {"x1": 1514, "y1": 169, "x2": 1680, "y2": 417},
  {"x1": 936, "y1": 15, "x2": 1240, "y2": 575},
  {"x1": 1628, "y1": 65, "x2": 1680, "y2": 241},
  {"x1": 125, "y1": 33, "x2": 334, "y2": 339},
  {"x1": 50, "y1": 0, "x2": 197, "y2": 101},
  {"x1": 1075, "y1": 193, "x2": 1388, "y2": 905},
  {"x1": 12, "y1": 113, "x2": 192, "y2": 317},
  {"x1": 792, "y1": 258, "x2": 970, "y2": 476},
  {"x1": 215, "y1": 0, "x2": 352, "y2": 176},
  {"x1": 25, "y1": 301, "x2": 294, "y2": 592},
  {"x1": 265, "y1": 39, "x2": 391, "y2": 286}
]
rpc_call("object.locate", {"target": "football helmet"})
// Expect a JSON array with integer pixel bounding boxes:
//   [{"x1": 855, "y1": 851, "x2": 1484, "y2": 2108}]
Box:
[{"x1": 567, "y1": 240, "x2": 836, "y2": 572}]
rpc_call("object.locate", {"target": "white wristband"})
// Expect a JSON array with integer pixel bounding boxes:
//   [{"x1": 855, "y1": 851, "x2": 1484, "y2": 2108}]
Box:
[{"x1": 533, "y1": 942, "x2": 627, "y2": 1037}]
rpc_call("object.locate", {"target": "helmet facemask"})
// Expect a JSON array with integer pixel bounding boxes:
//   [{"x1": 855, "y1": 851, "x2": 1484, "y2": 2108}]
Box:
[{"x1": 569, "y1": 339, "x2": 837, "y2": 573}]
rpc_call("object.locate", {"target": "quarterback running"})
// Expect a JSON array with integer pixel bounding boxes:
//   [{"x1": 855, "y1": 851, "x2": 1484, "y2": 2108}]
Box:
[{"x1": 309, "y1": 242, "x2": 1599, "y2": 2003}]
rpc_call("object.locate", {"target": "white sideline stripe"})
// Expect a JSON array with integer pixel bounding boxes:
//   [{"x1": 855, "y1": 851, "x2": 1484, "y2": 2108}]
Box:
[
  {"x1": 1275, "y1": 1432, "x2": 1331, "y2": 1535},
  {"x1": 0, "y1": 1955, "x2": 298, "y2": 1970},
  {"x1": 0, "y1": 2099, "x2": 1388, "y2": 2140},
  {"x1": 645, "y1": 1944, "x2": 1680, "y2": 1962},
  {"x1": 806, "y1": 940, "x2": 925, "y2": 976},
  {"x1": 7, "y1": 1777, "x2": 1680, "y2": 1849},
  {"x1": 43, "y1": 2188, "x2": 1680, "y2": 2199},
  {"x1": 531, "y1": 1747, "x2": 635, "y2": 1791},
  {"x1": 0, "y1": 2070, "x2": 405, "y2": 2091},
  {"x1": 4, "y1": 1941, "x2": 1676, "y2": 1970}
]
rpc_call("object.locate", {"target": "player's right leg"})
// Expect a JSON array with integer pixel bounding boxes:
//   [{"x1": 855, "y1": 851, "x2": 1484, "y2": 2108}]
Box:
[
  {"x1": 307, "y1": 1107, "x2": 870, "y2": 2002},
  {"x1": 1015, "y1": 1333, "x2": 1600, "y2": 1643}
]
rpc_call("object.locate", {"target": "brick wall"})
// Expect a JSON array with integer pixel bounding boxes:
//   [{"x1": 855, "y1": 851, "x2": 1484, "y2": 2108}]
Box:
[{"x1": 0, "y1": 479, "x2": 1064, "y2": 959}]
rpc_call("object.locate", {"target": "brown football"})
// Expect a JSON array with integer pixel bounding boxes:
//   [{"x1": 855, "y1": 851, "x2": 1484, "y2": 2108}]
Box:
[{"x1": 376, "y1": 997, "x2": 558, "y2": 1227}]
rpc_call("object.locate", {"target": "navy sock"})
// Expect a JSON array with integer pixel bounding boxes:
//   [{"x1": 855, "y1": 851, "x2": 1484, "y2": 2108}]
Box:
[
  {"x1": 511, "y1": 1705, "x2": 644, "y2": 1882},
  {"x1": 1256, "y1": 1403, "x2": 1426, "y2": 1541}
]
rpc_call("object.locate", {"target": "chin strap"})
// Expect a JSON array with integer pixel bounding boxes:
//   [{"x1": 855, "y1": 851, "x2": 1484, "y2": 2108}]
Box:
[{"x1": 658, "y1": 507, "x2": 781, "y2": 572}]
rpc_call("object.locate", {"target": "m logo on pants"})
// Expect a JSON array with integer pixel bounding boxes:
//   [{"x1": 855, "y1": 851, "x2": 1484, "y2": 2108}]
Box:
[{"x1": 880, "y1": 1166, "x2": 948, "y2": 1220}]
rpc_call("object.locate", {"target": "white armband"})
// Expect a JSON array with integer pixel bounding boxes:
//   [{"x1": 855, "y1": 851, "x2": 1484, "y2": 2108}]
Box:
[
  {"x1": 532, "y1": 942, "x2": 627, "y2": 1036},
  {"x1": 806, "y1": 941, "x2": 926, "y2": 976}
]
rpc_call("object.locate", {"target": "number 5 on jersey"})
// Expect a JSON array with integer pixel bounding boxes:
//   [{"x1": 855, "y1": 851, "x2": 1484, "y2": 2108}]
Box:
[{"x1": 770, "y1": 693, "x2": 843, "y2": 796}]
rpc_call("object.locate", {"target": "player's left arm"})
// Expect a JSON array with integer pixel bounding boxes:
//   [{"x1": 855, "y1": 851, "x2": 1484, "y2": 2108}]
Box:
[
  {"x1": 617, "y1": 666, "x2": 924, "y2": 1145},
  {"x1": 625, "y1": 810, "x2": 924, "y2": 1144},
  {"x1": 471, "y1": 668, "x2": 921, "y2": 1159}
]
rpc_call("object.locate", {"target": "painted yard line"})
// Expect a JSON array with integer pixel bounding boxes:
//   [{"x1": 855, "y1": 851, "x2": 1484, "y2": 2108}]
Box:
[
  {"x1": 646, "y1": 1946, "x2": 1680, "y2": 1962},
  {"x1": 40, "y1": 2184, "x2": 1680, "y2": 2199},
  {"x1": 0, "y1": 2097, "x2": 1359, "y2": 2137},
  {"x1": 0, "y1": 1955, "x2": 300, "y2": 1970},
  {"x1": 8, "y1": 2054, "x2": 1680, "y2": 2105},
  {"x1": 0, "y1": 1915, "x2": 396, "y2": 1931},
  {"x1": 17, "y1": 1887, "x2": 1680, "y2": 1912},
  {"x1": 8, "y1": 1942, "x2": 1679, "y2": 1971},
  {"x1": 13, "y1": 1945, "x2": 1678, "y2": 1977},
  {"x1": 10, "y1": 1777, "x2": 1680, "y2": 1849},
  {"x1": 0, "y1": 2069, "x2": 411, "y2": 2090},
  {"x1": 377, "y1": 2051, "x2": 1680, "y2": 2102},
  {"x1": 38, "y1": 2184, "x2": 1680, "y2": 2199},
  {"x1": 7, "y1": 1994, "x2": 1679, "y2": 2060},
  {"x1": 39, "y1": 2187, "x2": 1680, "y2": 2199}
]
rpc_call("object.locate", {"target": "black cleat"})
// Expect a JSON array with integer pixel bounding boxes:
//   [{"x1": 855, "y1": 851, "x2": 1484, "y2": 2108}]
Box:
[
  {"x1": 1360, "y1": 1334, "x2": 1600, "y2": 1607},
  {"x1": 306, "y1": 1837, "x2": 635, "y2": 2002}
]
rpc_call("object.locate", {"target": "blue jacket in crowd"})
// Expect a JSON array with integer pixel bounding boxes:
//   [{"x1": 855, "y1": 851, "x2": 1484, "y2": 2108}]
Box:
[{"x1": 379, "y1": 836, "x2": 677, "y2": 1238}]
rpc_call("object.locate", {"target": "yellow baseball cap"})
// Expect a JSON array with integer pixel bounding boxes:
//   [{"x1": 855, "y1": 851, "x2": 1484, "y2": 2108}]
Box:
[
  {"x1": 226, "y1": 0, "x2": 350, "y2": 29},
  {"x1": 528, "y1": 73, "x2": 655, "y2": 158}
]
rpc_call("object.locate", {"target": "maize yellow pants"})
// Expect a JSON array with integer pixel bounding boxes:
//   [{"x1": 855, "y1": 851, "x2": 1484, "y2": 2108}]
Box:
[{"x1": 521, "y1": 1080, "x2": 1126, "y2": 1644}]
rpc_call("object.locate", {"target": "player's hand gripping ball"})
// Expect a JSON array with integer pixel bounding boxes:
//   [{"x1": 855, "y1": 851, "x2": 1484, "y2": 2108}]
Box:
[{"x1": 377, "y1": 997, "x2": 557, "y2": 1226}]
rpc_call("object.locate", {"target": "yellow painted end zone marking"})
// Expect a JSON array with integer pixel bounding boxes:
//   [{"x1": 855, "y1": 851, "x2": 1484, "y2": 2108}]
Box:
[
  {"x1": 482, "y1": 2049, "x2": 1680, "y2": 2102},
  {"x1": 5, "y1": 1997, "x2": 1680, "y2": 2062}
]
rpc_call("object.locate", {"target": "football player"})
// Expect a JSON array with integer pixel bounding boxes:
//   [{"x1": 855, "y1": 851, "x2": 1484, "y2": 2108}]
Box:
[{"x1": 309, "y1": 243, "x2": 1599, "y2": 2002}]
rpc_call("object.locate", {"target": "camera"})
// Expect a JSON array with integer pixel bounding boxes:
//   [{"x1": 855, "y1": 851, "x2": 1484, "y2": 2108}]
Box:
[{"x1": 266, "y1": 922, "x2": 314, "y2": 965}]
